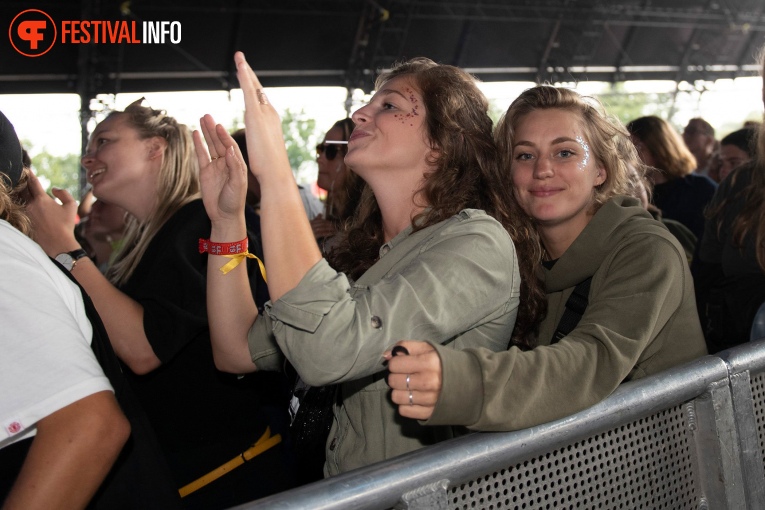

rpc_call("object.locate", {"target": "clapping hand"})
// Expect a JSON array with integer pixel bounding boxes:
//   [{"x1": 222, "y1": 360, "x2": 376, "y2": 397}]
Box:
[
  {"x1": 193, "y1": 115, "x2": 247, "y2": 226},
  {"x1": 234, "y1": 51, "x2": 293, "y2": 185}
]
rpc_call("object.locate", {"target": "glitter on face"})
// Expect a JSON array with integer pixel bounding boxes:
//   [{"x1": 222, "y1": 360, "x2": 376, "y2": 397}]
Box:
[{"x1": 575, "y1": 135, "x2": 590, "y2": 171}]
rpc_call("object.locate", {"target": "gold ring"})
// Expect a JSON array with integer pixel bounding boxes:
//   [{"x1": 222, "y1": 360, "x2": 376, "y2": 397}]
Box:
[
  {"x1": 256, "y1": 89, "x2": 269, "y2": 105},
  {"x1": 211, "y1": 156, "x2": 221, "y2": 161}
]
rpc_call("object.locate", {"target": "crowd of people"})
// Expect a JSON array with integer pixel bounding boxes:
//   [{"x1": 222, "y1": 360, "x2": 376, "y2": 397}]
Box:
[{"x1": 2, "y1": 42, "x2": 765, "y2": 509}]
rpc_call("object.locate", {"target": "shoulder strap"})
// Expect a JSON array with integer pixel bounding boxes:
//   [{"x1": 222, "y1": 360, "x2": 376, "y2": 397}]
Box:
[{"x1": 551, "y1": 277, "x2": 592, "y2": 345}]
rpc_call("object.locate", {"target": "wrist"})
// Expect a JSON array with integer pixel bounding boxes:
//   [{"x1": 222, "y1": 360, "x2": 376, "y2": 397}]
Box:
[
  {"x1": 209, "y1": 220, "x2": 246, "y2": 242},
  {"x1": 55, "y1": 248, "x2": 89, "y2": 272}
]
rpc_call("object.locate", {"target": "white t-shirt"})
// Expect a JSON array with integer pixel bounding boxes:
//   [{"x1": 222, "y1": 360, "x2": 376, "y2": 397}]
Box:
[{"x1": 0, "y1": 220, "x2": 112, "y2": 449}]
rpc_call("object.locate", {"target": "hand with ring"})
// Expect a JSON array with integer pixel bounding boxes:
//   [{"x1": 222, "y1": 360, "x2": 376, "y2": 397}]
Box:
[
  {"x1": 233, "y1": 51, "x2": 293, "y2": 186},
  {"x1": 385, "y1": 340, "x2": 442, "y2": 420}
]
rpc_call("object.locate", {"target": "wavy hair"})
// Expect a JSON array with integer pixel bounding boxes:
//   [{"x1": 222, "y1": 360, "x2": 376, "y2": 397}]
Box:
[
  {"x1": 0, "y1": 171, "x2": 30, "y2": 234},
  {"x1": 328, "y1": 57, "x2": 544, "y2": 346},
  {"x1": 106, "y1": 99, "x2": 200, "y2": 285},
  {"x1": 709, "y1": 46, "x2": 765, "y2": 272},
  {"x1": 626, "y1": 116, "x2": 697, "y2": 180},
  {"x1": 496, "y1": 86, "x2": 640, "y2": 216}
]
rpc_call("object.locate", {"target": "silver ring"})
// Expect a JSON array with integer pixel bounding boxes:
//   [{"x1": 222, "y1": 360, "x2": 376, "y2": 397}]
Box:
[
  {"x1": 406, "y1": 374, "x2": 411, "y2": 391},
  {"x1": 409, "y1": 391, "x2": 414, "y2": 406}
]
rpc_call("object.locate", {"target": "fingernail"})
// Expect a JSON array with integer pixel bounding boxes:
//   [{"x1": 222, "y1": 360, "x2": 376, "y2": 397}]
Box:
[{"x1": 391, "y1": 346, "x2": 409, "y2": 357}]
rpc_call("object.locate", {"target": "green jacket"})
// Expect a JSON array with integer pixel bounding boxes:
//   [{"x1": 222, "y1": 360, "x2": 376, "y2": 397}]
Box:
[
  {"x1": 248, "y1": 209, "x2": 520, "y2": 475},
  {"x1": 428, "y1": 196, "x2": 708, "y2": 431}
]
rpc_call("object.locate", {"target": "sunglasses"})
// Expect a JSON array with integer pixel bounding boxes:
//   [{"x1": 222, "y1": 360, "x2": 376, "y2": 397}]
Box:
[{"x1": 316, "y1": 141, "x2": 348, "y2": 161}]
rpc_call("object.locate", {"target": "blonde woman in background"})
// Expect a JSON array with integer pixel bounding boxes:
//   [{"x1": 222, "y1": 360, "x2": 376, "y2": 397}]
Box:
[{"x1": 25, "y1": 99, "x2": 294, "y2": 509}]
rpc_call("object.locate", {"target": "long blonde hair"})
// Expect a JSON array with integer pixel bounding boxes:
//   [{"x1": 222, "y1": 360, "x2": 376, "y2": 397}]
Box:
[{"x1": 106, "y1": 99, "x2": 200, "y2": 285}]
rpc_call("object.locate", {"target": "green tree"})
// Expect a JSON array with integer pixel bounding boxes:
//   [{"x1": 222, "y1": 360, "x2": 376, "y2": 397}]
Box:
[
  {"x1": 488, "y1": 100, "x2": 506, "y2": 125},
  {"x1": 594, "y1": 83, "x2": 675, "y2": 126},
  {"x1": 232, "y1": 109, "x2": 318, "y2": 184},
  {"x1": 281, "y1": 108, "x2": 317, "y2": 183},
  {"x1": 21, "y1": 139, "x2": 82, "y2": 198}
]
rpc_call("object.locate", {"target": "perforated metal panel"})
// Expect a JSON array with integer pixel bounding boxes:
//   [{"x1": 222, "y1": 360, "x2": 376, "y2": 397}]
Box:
[
  {"x1": 750, "y1": 371, "x2": 765, "y2": 468},
  {"x1": 449, "y1": 405, "x2": 698, "y2": 510}
]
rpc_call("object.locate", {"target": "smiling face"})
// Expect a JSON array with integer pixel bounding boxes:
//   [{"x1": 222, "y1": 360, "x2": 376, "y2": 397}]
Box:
[
  {"x1": 511, "y1": 108, "x2": 606, "y2": 242},
  {"x1": 346, "y1": 75, "x2": 434, "y2": 185},
  {"x1": 81, "y1": 113, "x2": 163, "y2": 215}
]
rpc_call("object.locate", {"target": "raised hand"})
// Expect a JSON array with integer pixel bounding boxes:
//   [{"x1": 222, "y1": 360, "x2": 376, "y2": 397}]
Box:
[
  {"x1": 233, "y1": 51, "x2": 293, "y2": 184},
  {"x1": 24, "y1": 169, "x2": 81, "y2": 256},
  {"x1": 193, "y1": 115, "x2": 248, "y2": 226},
  {"x1": 385, "y1": 341, "x2": 443, "y2": 420}
]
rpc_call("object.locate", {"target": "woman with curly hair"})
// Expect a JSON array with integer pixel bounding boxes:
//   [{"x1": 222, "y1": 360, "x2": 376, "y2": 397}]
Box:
[
  {"x1": 197, "y1": 52, "x2": 544, "y2": 475},
  {"x1": 24, "y1": 100, "x2": 294, "y2": 508},
  {"x1": 386, "y1": 85, "x2": 707, "y2": 431}
]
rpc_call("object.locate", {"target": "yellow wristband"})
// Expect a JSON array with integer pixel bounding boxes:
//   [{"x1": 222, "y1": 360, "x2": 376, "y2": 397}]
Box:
[{"x1": 219, "y1": 251, "x2": 267, "y2": 283}]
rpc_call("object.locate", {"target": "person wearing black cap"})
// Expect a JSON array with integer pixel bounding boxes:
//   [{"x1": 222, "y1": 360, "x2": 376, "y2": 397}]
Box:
[{"x1": 0, "y1": 110, "x2": 131, "y2": 508}]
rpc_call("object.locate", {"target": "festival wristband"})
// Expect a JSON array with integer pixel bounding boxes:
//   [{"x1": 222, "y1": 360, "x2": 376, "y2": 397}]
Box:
[
  {"x1": 199, "y1": 237, "x2": 267, "y2": 281},
  {"x1": 198, "y1": 238, "x2": 249, "y2": 255}
]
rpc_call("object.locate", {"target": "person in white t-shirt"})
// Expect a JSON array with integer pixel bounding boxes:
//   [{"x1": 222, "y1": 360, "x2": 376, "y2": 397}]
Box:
[{"x1": 0, "y1": 110, "x2": 129, "y2": 509}]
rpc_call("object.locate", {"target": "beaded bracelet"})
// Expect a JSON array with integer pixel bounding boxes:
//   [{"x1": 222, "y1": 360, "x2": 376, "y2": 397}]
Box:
[{"x1": 198, "y1": 237, "x2": 267, "y2": 281}]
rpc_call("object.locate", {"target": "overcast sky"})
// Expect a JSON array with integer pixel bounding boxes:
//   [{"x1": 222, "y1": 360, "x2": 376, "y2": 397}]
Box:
[{"x1": 0, "y1": 76, "x2": 761, "y2": 184}]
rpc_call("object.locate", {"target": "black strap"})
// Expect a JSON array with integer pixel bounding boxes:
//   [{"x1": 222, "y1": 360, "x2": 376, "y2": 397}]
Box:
[{"x1": 551, "y1": 277, "x2": 592, "y2": 344}]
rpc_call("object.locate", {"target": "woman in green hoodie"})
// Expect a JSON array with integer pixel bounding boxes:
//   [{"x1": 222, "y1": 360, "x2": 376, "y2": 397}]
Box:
[{"x1": 387, "y1": 85, "x2": 708, "y2": 431}]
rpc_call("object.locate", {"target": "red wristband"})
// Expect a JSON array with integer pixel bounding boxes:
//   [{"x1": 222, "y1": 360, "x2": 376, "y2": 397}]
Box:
[{"x1": 198, "y1": 237, "x2": 248, "y2": 255}]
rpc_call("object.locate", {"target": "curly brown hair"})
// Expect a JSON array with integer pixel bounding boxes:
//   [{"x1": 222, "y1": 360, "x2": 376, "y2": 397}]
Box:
[{"x1": 328, "y1": 57, "x2": 545, "y2": 347}]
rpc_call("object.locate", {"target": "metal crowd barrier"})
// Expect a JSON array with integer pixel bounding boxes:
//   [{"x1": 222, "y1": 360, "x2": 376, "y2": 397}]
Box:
[{"x1": 233, "y1": 341, "x2": 765, "y2": 510}]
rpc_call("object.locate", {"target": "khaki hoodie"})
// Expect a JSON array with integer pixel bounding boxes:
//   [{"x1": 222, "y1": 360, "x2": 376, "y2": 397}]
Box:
[{"x1": 428, "y1": 196, "x2": 708, "y2": 431}]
